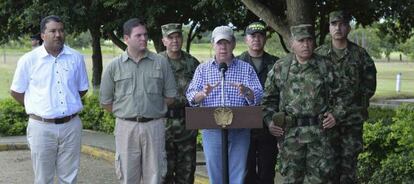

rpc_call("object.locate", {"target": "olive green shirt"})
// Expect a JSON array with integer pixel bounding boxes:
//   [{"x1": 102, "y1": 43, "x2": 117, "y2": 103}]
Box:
[{"x1": 100, "y1": 49, "x2": 177, "y2": 118}]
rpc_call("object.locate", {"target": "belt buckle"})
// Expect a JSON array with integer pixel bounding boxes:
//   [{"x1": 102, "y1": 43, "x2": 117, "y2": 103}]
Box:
[
  {"x1": 55, "y1": 118, "x2": 65, "y2": 124},
  {"x1": 136, "y1": 116, "x2": 144, "y2": 122}
]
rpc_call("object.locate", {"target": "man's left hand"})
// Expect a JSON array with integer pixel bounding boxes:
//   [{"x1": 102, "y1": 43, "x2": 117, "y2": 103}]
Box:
[{"x1": 322, "y1": 112, "x2": 336, "y2": 129}]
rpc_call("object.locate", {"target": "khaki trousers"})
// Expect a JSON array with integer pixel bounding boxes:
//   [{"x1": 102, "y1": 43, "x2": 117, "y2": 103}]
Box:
[
  {"x1": 115, "y1": 118, "x2": 167, "y2": 184},
  {"x1": 27, "y1": 116, "x2": 82, "y2": 184}
]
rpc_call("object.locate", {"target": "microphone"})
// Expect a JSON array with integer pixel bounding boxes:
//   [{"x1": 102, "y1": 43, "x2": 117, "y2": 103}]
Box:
[{"x1": 219, "y1": 63, "x2": 228, "y2": 78}]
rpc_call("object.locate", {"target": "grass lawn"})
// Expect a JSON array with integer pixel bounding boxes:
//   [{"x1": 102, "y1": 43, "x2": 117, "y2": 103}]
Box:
[{"x1": 0, "y1": 44, "x2": 413, "y2": 100}]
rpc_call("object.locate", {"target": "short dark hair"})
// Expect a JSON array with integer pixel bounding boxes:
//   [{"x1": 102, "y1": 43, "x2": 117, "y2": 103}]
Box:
[
  {"x1": 123, "y1": 18, "x2": 146, "y2": 36},
  {"x1": 31, "y1": 33, "x2": 43, "y2": 45},
  {"x1": 40, "y1": 15, "x2": 63, "y2": 33}
]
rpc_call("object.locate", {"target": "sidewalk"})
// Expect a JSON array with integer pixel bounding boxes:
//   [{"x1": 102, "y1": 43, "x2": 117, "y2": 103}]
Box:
[
  {"x1": 0, "y1": 130, "x2": 210, "y2": 183},
  {"x1": 371, "y1": 98, "x2": 414, "y2": 108}
]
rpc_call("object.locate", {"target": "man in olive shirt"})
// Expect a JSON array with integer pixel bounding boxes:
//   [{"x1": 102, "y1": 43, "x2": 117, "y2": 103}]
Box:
[
  {"x1": 315, "y1": 11, "x2": 377, "y2": 183},
  {"x1": 237, "y1": 22, "x2": 279, "y2": 184},
  {"x1": 100, "y1": 18, "x2": 177, "y2": 184},
  {"x1": 159, "y1": 23, "x2": 199, "y2": 184}
]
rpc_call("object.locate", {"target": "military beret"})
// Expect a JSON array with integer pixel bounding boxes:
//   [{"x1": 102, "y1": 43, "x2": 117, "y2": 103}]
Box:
[
  {"x1": 245, "y1": 22, "x2": 266, "y2": 35},
  {"x1": 329, "y1": 10, "x2": 352, "y2": 23},
  {"x1": 290, "y1": 24, "x2": 314, "y2": 40},
  {"x1": 161, "y1": 23, "x2": 182, "y2": 37}
]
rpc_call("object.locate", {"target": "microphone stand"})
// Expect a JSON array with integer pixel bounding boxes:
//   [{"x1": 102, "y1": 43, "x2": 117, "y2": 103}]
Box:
[{"x1": 219, "y1": 63, "x2": 229, "y2": 184}]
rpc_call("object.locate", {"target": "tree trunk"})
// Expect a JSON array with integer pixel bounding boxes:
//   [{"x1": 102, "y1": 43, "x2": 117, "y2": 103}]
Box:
[
  {"x1": 317, "y1": 9, "x2": 329, "y2": 47},
  {"x1": 89, "y1": 27, "x2": 103, "y2": 92},
  {"x1": 107, "y1": 31, "x2": 127, "y2": 51},
  {"x1": 286, "y1": 0, "x2": 315, "y2": 26},
  {"x1": 186, "y1": 22, "x2": 199, "y2": 53},
  {"x1": 241, "y1": 0, "x2": 316, "y2": 49},
  {"x1": 241, "y1": 0, "x2": 290, "y2": 42},
  {"x1": 277, "y1": 32, "x2": 290, "y2": 53},
  {"x1": 152, "y1": 34, "x2": 164, "y2": 53}
]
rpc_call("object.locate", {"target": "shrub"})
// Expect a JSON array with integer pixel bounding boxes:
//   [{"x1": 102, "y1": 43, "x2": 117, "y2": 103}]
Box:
[
  {"x1": 358, "y1": 104, "x2": 414, "y2": 183},
  {"x1": 0, "y1": 99, "x2": 27, "y2": 136},
  {"x1": 79, "y1": 95, "x2": 115, "y2": 134}
]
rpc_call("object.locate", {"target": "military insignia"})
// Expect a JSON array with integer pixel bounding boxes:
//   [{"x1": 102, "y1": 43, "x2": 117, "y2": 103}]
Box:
[{"x1": 214, "y1": 107, "x2": 233, "y2": 128}]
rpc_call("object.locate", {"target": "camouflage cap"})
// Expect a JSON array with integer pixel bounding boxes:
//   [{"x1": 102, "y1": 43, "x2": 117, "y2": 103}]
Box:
[
  {"x1": 211, "y1": 25, "x2": 234, "y2": 44},
  {"x1": 290, "y1": 24, "x2": 314, "y2": 40},
  {"x1": 245, "y1": 22, "x2": 266, "y2": 35},
  {"x1": 329, "y1": 10, "x2": 351, "y2": 23},
  {"x1": 161, "y1": 23, "x2": 182, "y2": 37}
]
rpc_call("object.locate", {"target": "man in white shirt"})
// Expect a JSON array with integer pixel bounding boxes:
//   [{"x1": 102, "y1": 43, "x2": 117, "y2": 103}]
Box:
[{"x1": 10, "y1": 15, "x2": 89, "y2": 184}]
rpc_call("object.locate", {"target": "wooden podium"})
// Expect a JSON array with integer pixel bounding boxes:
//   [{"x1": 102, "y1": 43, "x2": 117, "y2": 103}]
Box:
[
  {"x1": 185, "y1": 105, "x2": 263, "y2": 184},
  {"x1": 185, "y1": 106, "x2": 263, "y2": 129}
]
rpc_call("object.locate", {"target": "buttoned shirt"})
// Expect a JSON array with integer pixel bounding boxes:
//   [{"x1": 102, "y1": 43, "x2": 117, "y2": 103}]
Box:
[
  {"x1": 10, "y1": 45, "x2": 89, "y2": 118},
  {"x1": 315, "y1": 40, "x2": 377, "y2": 122},
  {"x1": 100, "y1": 50, "x2": 177, "y2": 118},
  {"x1": 186, "y1": 58, "x2": 263, "y2": 107},
  {"x1": 262, "y1": 53, "x2": 350, "y2": 126}
]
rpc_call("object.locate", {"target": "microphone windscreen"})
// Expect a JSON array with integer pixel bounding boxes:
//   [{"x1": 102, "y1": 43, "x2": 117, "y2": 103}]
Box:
[{"x1": 219, "y1": 63, "x2": 228, "y2": 72}]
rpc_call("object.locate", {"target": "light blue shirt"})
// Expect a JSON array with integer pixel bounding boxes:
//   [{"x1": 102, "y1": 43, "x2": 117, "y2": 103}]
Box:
[{"x1": 186, "y1": 58, "x2": 263, "y2": 107}]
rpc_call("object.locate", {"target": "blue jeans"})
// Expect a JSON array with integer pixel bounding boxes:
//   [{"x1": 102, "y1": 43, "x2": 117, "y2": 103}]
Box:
[{"x1": 202, "y1": 128, "x2": 250, "y2": 184}]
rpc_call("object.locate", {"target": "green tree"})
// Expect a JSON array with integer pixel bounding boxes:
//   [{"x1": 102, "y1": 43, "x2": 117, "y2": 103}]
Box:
[{"x1": 240, "y1": 0, "x2": 414, "y2": 51}]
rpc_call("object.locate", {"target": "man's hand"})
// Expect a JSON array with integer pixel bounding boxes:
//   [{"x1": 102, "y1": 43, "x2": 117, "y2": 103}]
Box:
[
  {"x1": 268, "y1": 121, "x2": 284, "y2": 137},
  {"x1": 231, "y1": 83, "x2": 254, "y2": 100},
  {"x1": 193, "y1": 82, "x2": 219, "y2": 103},
  {"x1": 322, "y1": 112, "x2": 336, "y2": 129}
]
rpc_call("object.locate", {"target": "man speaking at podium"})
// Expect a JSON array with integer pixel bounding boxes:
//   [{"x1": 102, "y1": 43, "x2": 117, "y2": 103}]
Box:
[{"x1": 186, "y1": 25, "x2": 263, "y2": 184}]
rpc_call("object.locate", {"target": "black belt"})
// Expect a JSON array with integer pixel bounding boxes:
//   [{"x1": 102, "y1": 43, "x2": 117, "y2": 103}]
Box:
[
  {"x1": 29, "y1": 113, "x2": 77, "y2": 124},
  {"x1": 286, "y1": 115, "x2": 320, "y2": 127},
  {"x1": 122, "y1": 117, "x2": 155, "y2": 123}
]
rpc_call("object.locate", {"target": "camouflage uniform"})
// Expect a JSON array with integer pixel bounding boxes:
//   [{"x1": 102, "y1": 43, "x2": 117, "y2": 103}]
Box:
[
  {"x1": 315, "y1": 11, "x2": 377, "y2": 184},
  {"x1": 262, "y1": 24, "x2": 349, "y2": 184},
  {"x1": 160, "y1": 23, "x2": 200, "y2": 184},
  {"x1": 238, "y1": 43, "x2": 279, "y2": 184}
]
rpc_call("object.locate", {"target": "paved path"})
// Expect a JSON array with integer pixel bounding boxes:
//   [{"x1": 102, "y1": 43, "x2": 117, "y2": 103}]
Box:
[
  {"x1": 0, "y1": 150, "x2": 117, "y2": 184},
  {"x1": 0, "y1": 130, "x2": 286, "y2": 183}
]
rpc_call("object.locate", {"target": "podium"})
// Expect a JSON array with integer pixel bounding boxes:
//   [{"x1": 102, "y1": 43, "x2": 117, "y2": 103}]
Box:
[
  {"x1": 185, "y1": 106, "x2": 263, "y2": 184},
  {"x1": 185, "y1": 106, "x2": 263, "y2": 129}
]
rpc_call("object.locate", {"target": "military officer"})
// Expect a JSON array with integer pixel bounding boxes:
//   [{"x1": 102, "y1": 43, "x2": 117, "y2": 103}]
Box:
[
  {"x1": 160, "y1": 23, "x2": 200, "y2": 184},
  {"x1": 315, "y1": 10, "x2": 377, "y2": 184}
]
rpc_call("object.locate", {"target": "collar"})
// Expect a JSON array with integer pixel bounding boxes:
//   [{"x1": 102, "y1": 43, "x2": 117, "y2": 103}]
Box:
[
  {"x1": 39, "y1": 45, "x2": 71, "y2": 58},
  {"x1": 327, "y1": 40, "x2": 351, "y2": 56},
  {"x1": 212, "y1": 56, "x2": 238, "y2": 68},
  {"x1": 292, "y1": 54, "x2": 318, "y2": 67},
  {"x1": 121, "y1": 49, "x2": 155, "y2": 63}
]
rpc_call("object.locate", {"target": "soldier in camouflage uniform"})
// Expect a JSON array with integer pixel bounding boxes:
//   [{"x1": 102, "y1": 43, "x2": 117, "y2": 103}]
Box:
[
  {"x1": 262, "y1": 24, "x2": 350, "y2": 184},
  {"x1": 160, "y1": 23, "x2": 200, "y2": 184},
  {"x1": 315, "y1": 11, "x2": 377, "y2": 184},
  {"x1": 237, "y1": 22, "x2": 279, "y2": 184}
]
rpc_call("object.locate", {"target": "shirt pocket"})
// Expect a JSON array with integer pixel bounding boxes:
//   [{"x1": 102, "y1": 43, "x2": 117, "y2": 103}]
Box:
[
  {"x1": 114, "y1": 73, "x2": 133, "y2": 96},
  {"x1": 145, "y1": 70, "x2": 163, "y2": 95}
]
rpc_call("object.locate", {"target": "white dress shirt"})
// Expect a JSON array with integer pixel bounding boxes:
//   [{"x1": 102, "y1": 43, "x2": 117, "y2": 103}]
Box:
[{"x1": 10, "y1": 45, "x2": 89, "y2": 118}]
